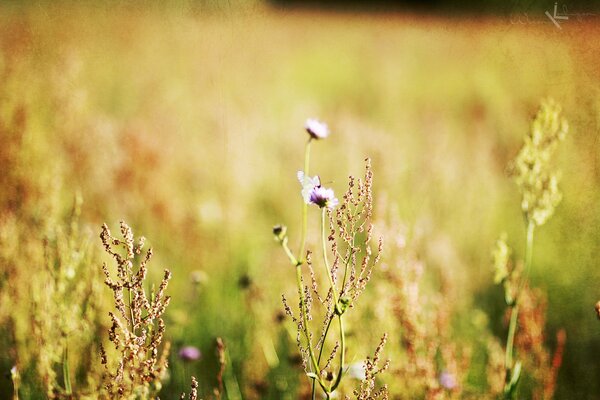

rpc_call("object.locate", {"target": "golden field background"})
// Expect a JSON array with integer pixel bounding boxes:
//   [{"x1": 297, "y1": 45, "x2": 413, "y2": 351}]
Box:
[{"x1": 0, "y1": 2, "x2": 599, "y2": 398}]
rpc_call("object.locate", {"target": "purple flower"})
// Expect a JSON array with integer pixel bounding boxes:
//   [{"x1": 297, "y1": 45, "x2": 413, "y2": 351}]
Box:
[
  {"x1": 439, "y1": 371, "x2": 457, "y2": 390},
  {"x1": 297, "y1": 172, "x2": 338, "y2": 210},
  {"x1": 178, "y1": 346, "x2": 201, "y2": 362},
  {"x1": 309, "y1": 186, "x2": 339, "y2": 209},
  {"x1": 305, "y1": 118, "x2": 329, "y2": 140}
]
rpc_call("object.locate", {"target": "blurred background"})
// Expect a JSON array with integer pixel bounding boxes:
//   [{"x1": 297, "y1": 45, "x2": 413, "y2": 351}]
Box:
[{"x1": 0, "y1": 0, "x2": 599, "y2": 398}]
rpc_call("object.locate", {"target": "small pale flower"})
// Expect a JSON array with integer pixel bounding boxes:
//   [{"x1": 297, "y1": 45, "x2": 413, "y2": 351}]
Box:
[
  {"x1": 298, "y1": 171, "x2": 321, "y2": 203},
  {"x1": 346, "y1": 362, "x2": 366, "y2": 380},
  {"x1": 190, "y1": 270, "x2": 208, "y2": 285},
  {"x1": 439, "y1": 371, "x2": 457, "y2": 390},
  {"x1": 305, "y1": 118, "x2": 329, "y2": 140},
  {"x1": 178, "y1": 346, "x2": 201, "y2": 362}
]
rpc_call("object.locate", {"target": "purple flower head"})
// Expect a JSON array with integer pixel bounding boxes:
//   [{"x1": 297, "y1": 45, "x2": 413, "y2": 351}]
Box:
[
  {"x1": 297, "y1": 172, "x2": 338, "y2": 210},
  {"x1": 305, "y1": 118, "x2": 329, "y2": 140},
  {"x1": 178, "y1": 346, "x2": 201, "y2": 362},
  {"x1": 309, "y1": 186, "x2": 339, "y2": 209},
  {"x1": 439, "y1": 371, "x2": 457, "y2": 390}
]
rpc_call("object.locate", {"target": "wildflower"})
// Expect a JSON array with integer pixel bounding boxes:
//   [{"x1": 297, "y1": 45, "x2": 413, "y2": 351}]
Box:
[
  {"x1": 305, "y1": 118, "x2": 329, "y2": 140},
  {"x1": 297, "y1": 171, "x2": 339, "y2": 209},
  {"x1": 439, "y1": 371, "x2": 457, "y2": 390},
  {"x1": 178, "y1": 346, "x2": 201, "y2": 362},
  {"x1": 310, "y1": 186, "x2": 338, "y2": 209}
]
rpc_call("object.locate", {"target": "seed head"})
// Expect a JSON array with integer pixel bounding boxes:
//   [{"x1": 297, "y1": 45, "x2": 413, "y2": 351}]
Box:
[{"x1": 512, "y1": 99, "x2": 568, "y2": 227}]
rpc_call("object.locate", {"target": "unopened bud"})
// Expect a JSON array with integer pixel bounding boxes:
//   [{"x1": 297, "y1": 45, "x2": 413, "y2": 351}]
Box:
[{"x1": 272, "y1": 224, "x2": 287, "y2": 241}]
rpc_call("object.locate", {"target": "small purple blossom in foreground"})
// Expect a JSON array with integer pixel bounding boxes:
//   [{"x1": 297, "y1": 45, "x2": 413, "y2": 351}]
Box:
[
  {"x1": 439, "y1": 371, "x2": 457, "y2": 390},
  {"x1": 178, "y1": 346, "x2": 201, "y2": 362},
  {"x1": 309, "y1": 186, "x2": 339, "y2": 209},
  {"x1": 297, "y1": 171, "x2": 338, "y2": 209},
  {"x1": 305, "y1": 118, "x2": 329, "y2": 140}
]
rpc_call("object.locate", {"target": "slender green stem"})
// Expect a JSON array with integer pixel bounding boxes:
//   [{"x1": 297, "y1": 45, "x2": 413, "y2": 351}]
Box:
[
  {"x1": 340, "y1": 204, "x2": 363, "y2": 294},
  {"x1": 503, "y1": 221, "x2": 535, "y2": 397},
  {"x1": 319, "y1": 208, "x2": 346, "y2": 394},
  {"x1": 504, "y1": 303, "x2": 519, "y2": 383},
  {"x1": 330, "y1": 316, "x2": 346, "y2": 392},
  {"x1": 312, "y1": 314, "x2": 335, "y2": 400},
  {"x1": 321, "y1": 209, "x2": 338, "y2": 305},
  {"x1": 296, "y1": 265, "x2": 326, "y2": 391},
  {"x1": 63, "y1": 341, "x2": 72, "y2": 395},
  {"x1": 299, "y1": 139, "x2": 312, "y2": 265},
  {"x1": 523, "y1": 222, "x2": 535, "y2": 288},
  {"x1": 280, "y1": 239, "x2": 299, "y2": 266}
]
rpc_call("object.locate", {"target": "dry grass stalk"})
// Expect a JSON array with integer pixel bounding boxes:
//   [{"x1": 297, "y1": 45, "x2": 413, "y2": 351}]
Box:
[{"x1": 99, "y1": 221, "x2": 171, "y2": 399}]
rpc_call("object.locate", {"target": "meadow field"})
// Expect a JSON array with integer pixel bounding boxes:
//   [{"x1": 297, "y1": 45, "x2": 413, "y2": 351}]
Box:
[{"x1": 0, "y1": 2, "x2": 599, "y2": 399}]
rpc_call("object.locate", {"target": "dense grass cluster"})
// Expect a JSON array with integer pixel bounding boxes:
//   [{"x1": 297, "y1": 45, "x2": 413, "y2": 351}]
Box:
[{"x1": 0, "y1": 2, "x2": 599, "y2": 399}]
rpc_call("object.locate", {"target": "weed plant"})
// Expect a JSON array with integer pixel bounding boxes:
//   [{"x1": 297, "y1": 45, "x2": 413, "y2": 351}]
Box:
[
  {"x1": 274, "y1": 120, "x2": 389, "y2": 399},
  {"x1": 493, "y1": 99, "x2": 568, "y2": 399}
]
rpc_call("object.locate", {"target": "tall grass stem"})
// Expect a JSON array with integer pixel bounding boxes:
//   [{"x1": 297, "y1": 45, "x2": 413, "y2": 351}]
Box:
[{"x1": 299, "y1": 139, "x2": 312, "y2": 265}]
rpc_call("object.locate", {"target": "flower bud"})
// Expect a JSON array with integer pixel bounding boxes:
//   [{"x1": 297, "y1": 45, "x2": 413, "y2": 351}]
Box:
[{"x1": 272, "y1": 224, "x2": 287, "y2": 241}]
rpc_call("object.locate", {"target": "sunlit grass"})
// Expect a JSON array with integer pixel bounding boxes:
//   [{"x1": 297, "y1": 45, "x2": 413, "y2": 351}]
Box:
[{"x1": 0, "y1": 2, "x2": 599, "y2": 398}]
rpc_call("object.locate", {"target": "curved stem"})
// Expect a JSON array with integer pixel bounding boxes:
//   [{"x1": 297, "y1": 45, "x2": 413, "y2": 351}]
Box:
[
  {"x1": 320, "y1": 208, "x2": 346, "y2": 394},
  {"x1": 280, "y1": 238, "x2": 299, "y2": 266}
]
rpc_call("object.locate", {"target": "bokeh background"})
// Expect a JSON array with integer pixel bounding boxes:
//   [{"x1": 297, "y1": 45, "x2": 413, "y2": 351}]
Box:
[{"x1": 1, "y1": 0, "x2": 599, "y2": 398}]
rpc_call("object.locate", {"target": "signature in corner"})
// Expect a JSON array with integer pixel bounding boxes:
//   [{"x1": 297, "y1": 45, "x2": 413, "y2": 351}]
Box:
[
  {"x1": 545, "y1": 2, "x2": 598, "y2": 29},
  {"x1": 545, "y1": 2, "x2": 569, "y2": 29}
]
